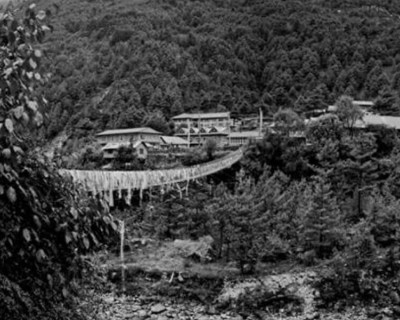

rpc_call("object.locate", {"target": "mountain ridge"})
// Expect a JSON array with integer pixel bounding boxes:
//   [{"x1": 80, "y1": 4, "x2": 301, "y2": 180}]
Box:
[{"x1": 26, "y1": 0, "x2": 400, "y2": 146}]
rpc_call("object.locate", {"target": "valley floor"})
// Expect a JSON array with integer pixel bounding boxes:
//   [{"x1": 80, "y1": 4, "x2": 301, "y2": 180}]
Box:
[
  {"x1": 82, "y1": 240, "x2": 375, "y2": 320},
  {"x1": 81, "y1": 290, "x2": 370, "y2": 320}
]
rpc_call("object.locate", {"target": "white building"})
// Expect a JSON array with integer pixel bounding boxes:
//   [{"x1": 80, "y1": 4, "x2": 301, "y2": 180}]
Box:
[
  {"x1": 96, "y1": 127, "x2": 162, "y2": 146},
  {"x1": 172, "y1": 112, "x2": 233, "y2": 129}
]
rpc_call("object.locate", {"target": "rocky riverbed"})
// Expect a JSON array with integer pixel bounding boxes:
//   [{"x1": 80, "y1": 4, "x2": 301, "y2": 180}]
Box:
[{"x1": 80, "y1": 291, "x2": 371, "y2": 320}]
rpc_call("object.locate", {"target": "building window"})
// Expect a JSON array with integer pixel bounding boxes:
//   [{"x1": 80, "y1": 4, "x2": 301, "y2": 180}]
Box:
[{"x1": 139, "y1": 148, "x2": 144, "y2": 154}]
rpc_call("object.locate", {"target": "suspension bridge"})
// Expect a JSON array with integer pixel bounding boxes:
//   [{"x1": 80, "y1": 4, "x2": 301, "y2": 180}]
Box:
[{"x1": 60, "y1": 148, "x2": 244, "y2": 205}]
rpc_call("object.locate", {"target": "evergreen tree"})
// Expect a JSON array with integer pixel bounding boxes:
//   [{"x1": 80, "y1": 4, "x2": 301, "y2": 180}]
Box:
[{"x1": 300, "y1": 178, "x2": 344, "y2": 260}]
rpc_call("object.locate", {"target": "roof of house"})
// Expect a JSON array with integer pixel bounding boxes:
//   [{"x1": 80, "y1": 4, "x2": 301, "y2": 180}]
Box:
[
  {"x1": 132, "y1": 140, "x2": 148, "y2": 149},
  {"x1": 172, "y1": 112, "x2": 230, "y2": 120},
  {"x1": 353, "y1": 100, "x2": 374, "y2": 106},
  {"x1": 160, "y1": 136, "x2": 188, "y2": 145},
  {"x1": 355, "y1": 114, "x2": 400, "y2": 129},
  {"x1": 96, "y1": 127, "x2": 161, "y2": 136},
  {"x1": 102, "y1": 141, "x2": 148, "y2": 151},
  {"x1": 228, "y1": 131, "x2": 263, "y2": 138},
  {"x1": 328, "y1": 100, "x2": 374, "y2": 113},
  {"x1": 209, "y1": 126, "x2": 227, "y2": 133},
  {"x1": 306, "y1": 113, "x2": 339, "y2": 124},
  {"x1": 101, "y1": 142, "x2": 131, "y2": 151},
  {"x1": 175, "y1": 127, "x2": 200, "y2": 134}
]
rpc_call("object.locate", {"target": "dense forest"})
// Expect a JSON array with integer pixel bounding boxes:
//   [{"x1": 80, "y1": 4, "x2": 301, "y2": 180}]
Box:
[{"x1": 31, "y1": 0, "x2": 400, "y2": 144}]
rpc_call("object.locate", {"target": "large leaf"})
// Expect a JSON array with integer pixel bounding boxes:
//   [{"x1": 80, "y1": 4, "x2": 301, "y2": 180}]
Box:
[
  {"x1": 83, "y1": 236, "x2": 90, "y2": 250},
  {"x1": 4, "y1": 118, "x2": 13, "y2": 133},
  {"x1": 65, "y1": 231, "x2": 72, "y2": 244},
  {"x1": 2, "y1": 148, "x2": 11, "y2": 158},
  {"x1": 6, "y1": 186, "x2": 16, "y2": 202},
  {"x1": 13, "y1": 106, "x2": 24, "y2": 119},
  {"x1": 70, "y1": 207, "x2": 78, "y2": 219},
  {"x1": 22, "y1": 228, "x2": 31, "y2": 242},
  {"x1": 36, "y1": 249, "x2": 46, "y2": 263}
]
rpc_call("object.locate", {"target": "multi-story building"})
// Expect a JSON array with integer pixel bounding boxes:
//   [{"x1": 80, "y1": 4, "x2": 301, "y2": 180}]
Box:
[
  {"x1": 228, "y1": 131, "x2": 263, "y2": 146},
  {"x1": 172, "y1": 112, "x2": 233, "y2": 129},
  {"x1": 175, "y1": 126, "x2": 229, "y2": 147},
  {"x1": 175, "y1": 126, "x2": 263, "y2": 147},
  {"x1": 96, "y1": 127, "x2": 162, "y2": 146}
]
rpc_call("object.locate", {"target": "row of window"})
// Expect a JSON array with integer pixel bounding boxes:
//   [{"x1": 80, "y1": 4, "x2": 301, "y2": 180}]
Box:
[{"x1": 99, "y1": 134, "x2": 159, "y2": 142}]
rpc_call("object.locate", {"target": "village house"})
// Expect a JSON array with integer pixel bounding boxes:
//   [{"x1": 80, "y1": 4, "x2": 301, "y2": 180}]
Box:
[
  {"x1": 172, "y1": 112, "x2": 233, "y2": 129},
  {"x1": 96, "y1": 127, "x2": 162, "y2": 146},
  {"x1": 175, "y1": 125, "x2": 264, "y2": 147},
  {"x1": 160, "y1": 136, "x2": 189, "y2": 150},
  {"x1": 101, "y1": 141, "x2": 149, "y2": 160},
  {"x1": 328, "y1": 100, "x2": 374, "y2": 113},
  {"x1": 354, "y1": 113, "x2": 400, "y2": 130},
  {"x1": 228, "y1": 131, "x2": 263, "y2": 146},
  {"x1": 175, "y1": 126, "x2": 229, "y2": 147}
]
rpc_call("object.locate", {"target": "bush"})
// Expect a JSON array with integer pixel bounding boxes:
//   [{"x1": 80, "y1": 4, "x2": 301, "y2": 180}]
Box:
[{"x1": 0, "y1": 155, "x2": 118, "y2": 319}]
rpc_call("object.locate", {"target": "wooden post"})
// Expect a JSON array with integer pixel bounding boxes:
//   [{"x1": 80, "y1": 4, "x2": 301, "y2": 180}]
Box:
[
  {"x1": 187, "y1": 118, "x2": 191, "y2": 148},
  {"x1": 120, "y1": 221, "x2": 126, "y2": 294}
]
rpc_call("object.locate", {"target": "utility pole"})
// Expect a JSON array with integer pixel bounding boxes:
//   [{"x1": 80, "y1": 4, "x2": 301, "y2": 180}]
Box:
[
  {"x1": 259, "y1": 107, "x2": 263, "y2": 137},
  {"x1": 228, "y1": 112, "x2": 231, "y2": 146},
  {"x1": 187, "y1": 118, "x2": 191, "y2": 148}
]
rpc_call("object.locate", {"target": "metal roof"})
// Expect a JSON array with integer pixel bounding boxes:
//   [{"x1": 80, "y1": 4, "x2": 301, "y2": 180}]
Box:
[
  {"x1": 228, "y1": 131, "x2": 263, "y2": 138},
  {"x1": 102, "y1": 141, "x2": 148, "y2": 151},
  {"x1": 160, "y1": 136, "x2": 188, "y2": 145},
  {"x1": 172, "y1": 112, "x2": 230, "y2": 120},
  {"x1": 101, "y1": 142, "x2": 131, "y2": 151},
  {"x1": 355, "y1": 114, "x2": 400, "y2": 129},
  {"x1": 353, "y1": 100, "x2": 374, "y2": 106},
  {"x1": 96, "y1": 127, "x2": 161, "y2": 136}
]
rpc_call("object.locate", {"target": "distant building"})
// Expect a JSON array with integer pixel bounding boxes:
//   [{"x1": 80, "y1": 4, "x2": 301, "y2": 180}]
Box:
[
  {"x1": 96, "y1": 127, "x2": 162, "y2": 146},
  {"x1": 172, "y1": 112, "x2": 233, "y2": 129},
  {"x1": 175, "y1": 126, "x2": 228, "y2": 147},
  {"x1": 160, "y1": 136, "x2": 189, "y2": 149},
  {"x1": 355, "y1": 114, "x2": 400, "y2": 130},
  {"x1": 102, "y1": 142, "x2": 130, "y2": 160},
  {"x1": 175, "y1": 125, "x2": 263, "y2": 147},
  {"x1": 228, "y1": 131, "x2": 263, "y2": 146},
  {"x1": 353, "y1": 100, "x2": 374, "y2": 109},
  {"x1": 328, "y1": 100, "x2": 374, "y2": 113},
  {"x1": 101, "y1": 141, "x2": 149, "y2": 160}
]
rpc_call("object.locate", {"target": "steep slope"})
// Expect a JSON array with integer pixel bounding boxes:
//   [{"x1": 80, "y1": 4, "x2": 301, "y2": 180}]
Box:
[{"x1": 32, "y1": 0, "x2": 400, "y2": 142}]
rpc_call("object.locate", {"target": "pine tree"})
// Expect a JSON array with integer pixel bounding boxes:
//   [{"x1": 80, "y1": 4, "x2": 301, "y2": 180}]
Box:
[{"x1": 300, "y1": 178, "x2": 344, "y2": 260}]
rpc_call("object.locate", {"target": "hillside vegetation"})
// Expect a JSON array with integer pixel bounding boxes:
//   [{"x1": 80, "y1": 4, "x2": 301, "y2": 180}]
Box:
[
  {"x1": 3, "y1": 0, "x2": 400, "y2": 319},
  {"x1": 32, "y1": 0, "x2": 400, "y2": 143}
]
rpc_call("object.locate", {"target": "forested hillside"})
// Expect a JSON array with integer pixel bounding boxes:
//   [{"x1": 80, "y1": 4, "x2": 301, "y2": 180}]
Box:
[
  {"x1": 33, "y1": 0, "x2": 400, "y2": 141},
  {"x1": 5, "y1": 1, "x2": 400, "y2": 319}
]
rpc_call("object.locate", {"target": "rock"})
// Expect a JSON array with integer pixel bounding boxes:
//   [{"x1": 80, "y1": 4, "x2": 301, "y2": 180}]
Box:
[
  {"x1": 304, "y1": 312, "x2": 320, "y2": 320},
  {"x1": 382, "y1": 307, "x2": 393, "y2": 316},
  {"x1": 390, "y1": 291, "x2": 400, "y2": 304},
  {"x1": 367, "y1": 308, "x2": 380, "y2": 317},
  {"x1": 207, "y1": 306, "x2": 217, "y2": 315},
  {"x1": 130, "y1": 305, "x2": 142, "y2": 312},
  {"x1": 103, "y1": 296, "x2": 115, "y2": 304},
  {"x1": 197, "y1": 316, "x2": 209, "y2": 320},
  {"x1": 137, "y1": 310, "x2": 148, "y2": 319},
  {"x1": 393, "y1": 306, "x2": 400, "y2": 316},
  {"x1": 157, "y1": 316, "x2": 168, "y2": 320},
  {"x1": 151, "y1": 304, "x2": 166, "y2": 314}
]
